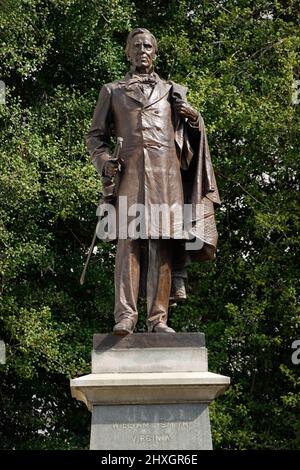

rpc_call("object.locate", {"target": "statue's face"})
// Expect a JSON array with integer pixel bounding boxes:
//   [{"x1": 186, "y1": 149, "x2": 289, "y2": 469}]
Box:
[{"x1": 128, "y1": 33, "x2": 156, "y2": 72}]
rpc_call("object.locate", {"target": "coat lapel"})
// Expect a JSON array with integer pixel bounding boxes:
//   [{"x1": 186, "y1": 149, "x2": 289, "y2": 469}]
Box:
[
  {"x1": 124, "y1": 83, "x2": 148, "y2": 106},
  {"x1": 144, "y1": 77, "x2": 172, "y2": 108},
  {"x1": 119, "y1": 73, "x2": 147, "y2": 106}
]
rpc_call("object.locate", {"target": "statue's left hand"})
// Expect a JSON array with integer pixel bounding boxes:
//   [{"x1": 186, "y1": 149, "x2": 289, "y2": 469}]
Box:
[{"x1": 174, "y1": 99, "x2": 199, "y2": 122}]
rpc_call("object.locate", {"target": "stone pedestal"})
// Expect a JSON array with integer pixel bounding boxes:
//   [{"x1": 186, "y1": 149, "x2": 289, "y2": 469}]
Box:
[{"x1": 70, "y1": 333, "x2": 230, "y2": 450}]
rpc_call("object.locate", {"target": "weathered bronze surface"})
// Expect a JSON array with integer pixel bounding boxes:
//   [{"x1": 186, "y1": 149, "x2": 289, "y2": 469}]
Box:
[{"x1": 86, "y1": 28, "x2": 220, "y2": 335}]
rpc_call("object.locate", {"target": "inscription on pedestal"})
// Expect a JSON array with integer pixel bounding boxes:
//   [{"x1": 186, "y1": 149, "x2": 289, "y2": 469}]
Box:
[
  {"x1": 91, "y1": 403, "x2": 212, "y2": 450},
  {"x1": 112, "y1": 422, "x2": 189, "y2": 429}
]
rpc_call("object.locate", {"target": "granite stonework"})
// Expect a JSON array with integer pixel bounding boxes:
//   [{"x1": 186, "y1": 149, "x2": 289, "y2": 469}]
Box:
[
  {"x1": 91, "y1": 403, "x2": 211, "y2": 450},
  {"x1": 70, "y1": 333, "x2": 230, "y2": 450}
]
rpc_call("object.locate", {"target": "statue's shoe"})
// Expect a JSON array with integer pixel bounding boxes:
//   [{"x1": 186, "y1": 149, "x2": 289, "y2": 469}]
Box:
[
  {"x1": 152, "y1": 322, "x2": 176, "y2": 333},
  {"x1": 113, "y1": 318, "x2": 134, "y2": 335}
]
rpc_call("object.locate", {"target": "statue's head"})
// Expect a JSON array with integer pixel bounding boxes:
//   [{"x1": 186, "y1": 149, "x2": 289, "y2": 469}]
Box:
[{"x1": 125, "y1": 28, "x2": 158, "y2": 72}]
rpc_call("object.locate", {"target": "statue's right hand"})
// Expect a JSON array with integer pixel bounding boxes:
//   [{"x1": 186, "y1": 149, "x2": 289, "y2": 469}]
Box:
[{"x1": 104, "y1": 160, "x2": 119, "y2": 178}]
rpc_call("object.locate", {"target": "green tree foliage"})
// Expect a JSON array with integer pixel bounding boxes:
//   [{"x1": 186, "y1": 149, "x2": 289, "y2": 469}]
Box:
[{"x1": 0, "y1": 0, "x2": 299, "y2": 449}]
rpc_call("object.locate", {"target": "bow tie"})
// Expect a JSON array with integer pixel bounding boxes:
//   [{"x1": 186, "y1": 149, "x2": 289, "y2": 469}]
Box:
[{"x1": 126, "y1": 75, "x2": 157, "y2": 87}]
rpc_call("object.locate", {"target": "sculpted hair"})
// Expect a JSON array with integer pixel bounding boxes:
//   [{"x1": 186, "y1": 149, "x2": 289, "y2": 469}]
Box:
[{"x1": 125, "y1": 28, "x2": 158, "y2": 59}]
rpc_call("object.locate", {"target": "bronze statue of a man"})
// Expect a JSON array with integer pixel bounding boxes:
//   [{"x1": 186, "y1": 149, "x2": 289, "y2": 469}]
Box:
[{"x1": 87, "y1": 28, "x2": 220, "y2": 335}]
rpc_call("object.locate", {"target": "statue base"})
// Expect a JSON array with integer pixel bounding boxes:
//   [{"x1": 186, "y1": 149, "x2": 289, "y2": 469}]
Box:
[{"x1": 70, "y1": 333, "x2": 230, "y2": 450}]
